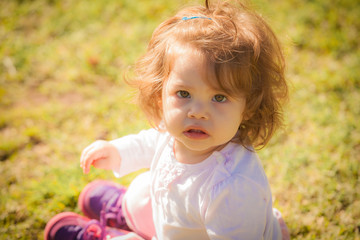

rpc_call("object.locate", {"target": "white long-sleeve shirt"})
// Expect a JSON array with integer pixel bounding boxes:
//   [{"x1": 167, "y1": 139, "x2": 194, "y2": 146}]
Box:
[{"x1": 111, "y1": 129, "x2": 281, "y2": 240}]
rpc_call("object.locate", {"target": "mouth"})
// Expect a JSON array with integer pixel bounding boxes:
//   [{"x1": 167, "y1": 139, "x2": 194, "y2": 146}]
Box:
[{"x1": 183, "y1": 128, "x2": 209, "y2": 139}]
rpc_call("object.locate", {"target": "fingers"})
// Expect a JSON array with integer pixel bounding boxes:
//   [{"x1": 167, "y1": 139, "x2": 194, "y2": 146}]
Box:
[
  {"x1": 80, "y1": 143, "x2": 94, "y2": 173},
  {"x1": 80, "y1": 144, "x2": 93, "y2": 170},
  {"x1": 80, "y1": 140, "x2": 107, "y2": 174}
]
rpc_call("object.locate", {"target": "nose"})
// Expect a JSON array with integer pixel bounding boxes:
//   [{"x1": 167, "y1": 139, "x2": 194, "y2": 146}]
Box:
[{"x1": 187, "y1": 100, "x2": 209, "y2": 120}]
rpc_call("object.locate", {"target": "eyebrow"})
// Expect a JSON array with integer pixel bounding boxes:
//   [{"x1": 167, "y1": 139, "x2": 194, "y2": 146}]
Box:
[
  {"x1": 167, "y1": 77, "x2": 195, "y2": 90},
  {"x1": 171, "y1": 83, "x2": 193, "y2": 90}
]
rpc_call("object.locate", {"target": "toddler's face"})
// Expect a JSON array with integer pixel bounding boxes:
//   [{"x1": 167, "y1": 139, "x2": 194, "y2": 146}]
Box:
[{"x1": 162, "y1": 47, "x2": 246, "y2": 162}]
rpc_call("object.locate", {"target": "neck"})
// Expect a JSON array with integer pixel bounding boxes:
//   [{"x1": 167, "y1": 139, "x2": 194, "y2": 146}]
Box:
[{"x1": 173, "y1": 140, "x2": 226, "y2": 164}]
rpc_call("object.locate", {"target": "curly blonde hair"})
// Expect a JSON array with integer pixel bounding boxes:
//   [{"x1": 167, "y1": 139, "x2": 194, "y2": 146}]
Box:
[{"x1": 129, "y1": 0, "x2": 288, "y2": 149}]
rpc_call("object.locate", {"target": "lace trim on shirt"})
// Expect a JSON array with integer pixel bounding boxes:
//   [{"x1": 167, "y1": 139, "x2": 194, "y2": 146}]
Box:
[{"x1": 154, "y1": 138, "x2": 185, "y2": 190}]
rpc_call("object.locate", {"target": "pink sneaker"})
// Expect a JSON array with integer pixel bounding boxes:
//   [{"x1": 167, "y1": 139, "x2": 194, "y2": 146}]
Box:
[
  {"x1": 44, "y1": 212, "x2": 129, "y2": 240},
  {"x1": 78, "y1": 180, "x2": 130, "y2": 230}
]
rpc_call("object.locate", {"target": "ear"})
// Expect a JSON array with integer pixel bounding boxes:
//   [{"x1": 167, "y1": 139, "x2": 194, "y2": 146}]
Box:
[
  {"x1": 157, "y1": 92, "x2": 163, "y2": 110},
  {"x1": 242, "y1": 109, "x2": 253, "y2": 121},
  {"x1": 158, "y1": 100, "x2": 162, "y2": 112}
]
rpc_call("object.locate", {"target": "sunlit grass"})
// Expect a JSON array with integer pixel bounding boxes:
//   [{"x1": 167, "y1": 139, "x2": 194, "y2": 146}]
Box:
[{"x1": 1, "y1": 0, "x2": 359, "y2": 239}]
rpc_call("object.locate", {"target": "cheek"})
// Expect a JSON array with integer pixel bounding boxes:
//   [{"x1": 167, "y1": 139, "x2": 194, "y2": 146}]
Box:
[
  {"x1": 216, "y1": 106, "x2": 244, "y2": 128},
  {"x1": 233, "y1": 112, "x2": 244, "y2": 129},
  {"x1": 163, "y1": 97, "x2": 183, "y2": 120},
  {"x1": 164, "y1": 95, "x2": 185, "y2": 111}
]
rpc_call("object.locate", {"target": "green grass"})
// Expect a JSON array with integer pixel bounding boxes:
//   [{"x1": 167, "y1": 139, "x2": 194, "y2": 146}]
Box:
[{"x1": 1, "y1": 0, "x2": 359, "y2": 239}]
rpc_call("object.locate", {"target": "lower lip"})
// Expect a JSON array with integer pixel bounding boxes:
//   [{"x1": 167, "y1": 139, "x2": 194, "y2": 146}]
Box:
[{"x1": 183, "y1": 130, "x2": 209, "y2": 140}]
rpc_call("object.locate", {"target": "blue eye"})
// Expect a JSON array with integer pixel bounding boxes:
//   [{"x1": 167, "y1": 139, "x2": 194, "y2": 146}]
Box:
[
  {"x1": 213, "y1": 94, "x2": 227, "y2": 102},
  {"x1": 177, "y1": 90, "x2": 190, "y2": 98}
]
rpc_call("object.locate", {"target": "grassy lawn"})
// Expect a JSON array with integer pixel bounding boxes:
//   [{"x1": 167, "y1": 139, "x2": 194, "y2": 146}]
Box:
[{"x1": 0, "y1": 0, "x2": 359, "y2": 239}]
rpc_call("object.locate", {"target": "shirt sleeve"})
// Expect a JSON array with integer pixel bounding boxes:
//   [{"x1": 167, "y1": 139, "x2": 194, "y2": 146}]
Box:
[
  {"x1": 203, "y1": 174, "x2": 269, "y2": 240},
  {"x1": 110, "y1": 128, "x2": 163, "y2": 177}
]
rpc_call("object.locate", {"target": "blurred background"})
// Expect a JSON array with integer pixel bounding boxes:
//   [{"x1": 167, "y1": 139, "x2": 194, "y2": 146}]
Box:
[{"x1": 0, "y1": 0, "x2": 359, "y2": 239}]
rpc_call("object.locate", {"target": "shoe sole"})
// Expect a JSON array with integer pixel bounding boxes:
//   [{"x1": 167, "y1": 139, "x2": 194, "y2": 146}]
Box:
[{"x1": 44, "y1": 212, "x2": 89, "y2": 240}]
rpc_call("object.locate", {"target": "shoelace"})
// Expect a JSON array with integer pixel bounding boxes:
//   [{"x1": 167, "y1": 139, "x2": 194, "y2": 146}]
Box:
[
  {"x1": 81, "y1": 190, "x2": 128, "y2": 239},
  {"x1": 104, "y1": 192, "x2": 127, "y2": 229},
  {"x1": 81, "y1": 206, "x2": 107, "y2": 240}
]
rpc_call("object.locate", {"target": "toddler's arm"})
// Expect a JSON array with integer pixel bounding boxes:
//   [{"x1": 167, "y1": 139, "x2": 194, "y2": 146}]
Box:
[
  {"x1": 80, "y1": 129, "x2": 165, "y2": 176},
  {"x1": 80, "y1": 140, "x2": 121, "y2": 174}
]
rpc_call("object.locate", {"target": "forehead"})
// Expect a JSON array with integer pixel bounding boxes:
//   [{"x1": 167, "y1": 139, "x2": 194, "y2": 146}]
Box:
[{"x1": 166, "y1": 44, "x2": 219, "y2": 88}]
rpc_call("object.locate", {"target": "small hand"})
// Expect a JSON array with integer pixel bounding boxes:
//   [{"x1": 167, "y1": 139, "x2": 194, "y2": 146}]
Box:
[{"x1": 80, "y1": 140, "x2": 121, "y2": 174}]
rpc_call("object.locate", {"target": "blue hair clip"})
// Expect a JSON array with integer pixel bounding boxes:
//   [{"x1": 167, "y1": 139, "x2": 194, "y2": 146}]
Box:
[{"x1": 182, "y1": 16, "x2": 212, "y2": 21}]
